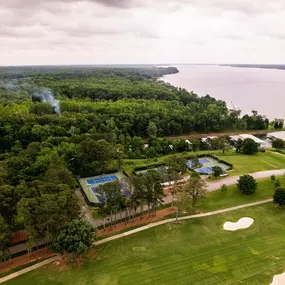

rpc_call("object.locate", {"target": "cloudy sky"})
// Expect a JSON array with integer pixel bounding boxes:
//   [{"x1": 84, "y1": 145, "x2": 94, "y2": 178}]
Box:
[{"x1": 1, "y1": 0, "x2": 285, "y2": 66}]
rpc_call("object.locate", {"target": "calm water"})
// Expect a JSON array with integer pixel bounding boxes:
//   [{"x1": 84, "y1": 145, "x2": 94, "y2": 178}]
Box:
[{"x1": 162, "y1": 65, "x2": 285, "y2": 120}]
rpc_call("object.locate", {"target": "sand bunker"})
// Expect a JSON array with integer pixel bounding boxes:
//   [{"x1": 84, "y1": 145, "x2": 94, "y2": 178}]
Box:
[
  {"x1": 223, "y1": 217, "x2": 254, "y2": 231},
  {"x1": 270, "y1": 272, "x2": 285, "y2": 285}
]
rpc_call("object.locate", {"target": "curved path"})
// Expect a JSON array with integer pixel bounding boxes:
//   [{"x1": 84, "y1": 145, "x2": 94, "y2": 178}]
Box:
[
  {"x1": 0, "y1": 198, "x2": 273, "y2": 283},
  {"x1": 207, "y1": 169, "x2": 285, "y2": 192},
  {"x1": 0, "y1": 256, "x2": 60, "y2": 284},
  {"x1": 91, "y1": 169, "x2": 285, "y2": 227},
  {"x1": 95, "y1": 198, "x2": 272, "y2": 246}
]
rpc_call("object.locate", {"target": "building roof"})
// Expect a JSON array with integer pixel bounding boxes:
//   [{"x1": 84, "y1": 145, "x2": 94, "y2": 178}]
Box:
[
  {"x1": 201, "y1": 136, "x2": 218, "y2": 142},
  {"x1": 267, "y1": 131, "x2": 285, "y2": 140},
  {"x1": 230, "y1": 134, "x2": 265, "y2": 144},
  {"x1": 239, "y1": 134, "x2": 265, "y2": 144}
]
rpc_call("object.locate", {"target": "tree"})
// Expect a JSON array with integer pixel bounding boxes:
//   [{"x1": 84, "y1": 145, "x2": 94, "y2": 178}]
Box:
[
  {"x1": 45, "y1": 163, "x2": 76, "y2": 188},
  {"x1": 184, "y1": 175, "x2": 207, "y2": 208},
  {"x1": 0, "y1": 215, "x2": 11, "y2": 263},
  {"x1": 142, "y1": 171, "x2": 165, "y2": 216},
  {"x1": 54, "y1": 217, "x2": 95, "y2": 260},
  {"x1": 221, "y1": 184, "x2": 228, "y2": 192},
  {"x1": 235, "y1": 138, "x2": 243, "y2": 153},
  {"x1": 191, "y1": 156, "x2": 201, "y2": 169},
  {"x1": 217, "y1": 136, "x2": 229, "y2": 154},
  {"x1": 212, "y1": 166, "x2": 223, "y2": 179},
  {"x1": 175, "y1": 189, "x2": 193, "y2": 216},
  {"x1": 237, "y1": 175, "x2": 257, "y2": 195},
  {"x1": 272, "y1": 139, "x2": 285, "y2": 151},
  {"x1": 271, "y1": 118, "x2": 284, "y2": 130},
  {"x1": 147, "y1": 122, "x2": 157, "y2": 137},
  {"x1": 96, "y1": 181, "x2": 123, "y2": 226},
  {"x1": 0, "y1": 185, "x2": 19, "y2": 228},
  {"x1": 273, "y1": 188, "x2": 285, "y2": 207},
  {"x1": 242, "y1": 138, "x2": 258, "y2": 155},
  {"x1": 275, "y1": 180, "x2": 281, "y2": 188}
]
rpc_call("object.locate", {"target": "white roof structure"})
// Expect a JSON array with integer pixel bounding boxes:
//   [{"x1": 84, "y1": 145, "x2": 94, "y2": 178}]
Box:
[
  {"x1": 239, "y1": 134, "x2": 265, "y2": 144},
  {"x1": 201, "y1": 136, "x2": 218, "y2": 142},
  {"x1": 267, "y1": 131, "x2": 285, "y2": 140},
  {"x1": 229, "y1": 134, "x2": 265, "y2": 145},
  {"x1": 229, "y1": 135, "x2": 241, "y2": 142}
]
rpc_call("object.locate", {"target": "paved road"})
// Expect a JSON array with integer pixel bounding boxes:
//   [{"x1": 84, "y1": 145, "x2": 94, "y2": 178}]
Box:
[
  {"x1": 1, "y1": 198, "x2": 272, "y2": 283},
  {"x1": 207, "y1": 169, "x2": 285, "y2": 192},
  {"x1": 93, "y1": 169, "x2": 285, "y2": 226}
]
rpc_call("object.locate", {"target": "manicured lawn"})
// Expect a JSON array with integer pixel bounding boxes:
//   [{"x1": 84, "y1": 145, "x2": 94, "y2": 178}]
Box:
[
  {"x1": 198, "y1": 176, "x2": 285, "y2": 213},
  {"x1": 122, "y1": 150, "x2": 285, "y2": 177},
  {"x1": 6, "y1": 204, "x2": 285, "y2": 285},
  {"x1": 216, "y1": 151, "x2": 285, "y2": 176}
]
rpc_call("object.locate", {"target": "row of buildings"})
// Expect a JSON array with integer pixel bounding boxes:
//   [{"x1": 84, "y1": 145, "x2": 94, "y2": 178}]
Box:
[{"x1": 201, "y1": 131, "x2": 285, "y2": 149}]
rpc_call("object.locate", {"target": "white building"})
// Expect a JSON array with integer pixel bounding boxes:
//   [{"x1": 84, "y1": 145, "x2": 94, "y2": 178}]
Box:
[
  {"x1": 229, "y1": 134, "x2": 267, "y2": 148},
  {"x1": 201, "y1": 136, "x2": 218, "y2": 143},
  {"x1": 267, "y1": 131, "x2": 285, "y2": 141}
]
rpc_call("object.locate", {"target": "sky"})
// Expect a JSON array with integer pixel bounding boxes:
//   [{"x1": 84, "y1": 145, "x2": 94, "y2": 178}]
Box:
[{"x1": 1, "y1": 0, "x2": 285, "y2": 66}]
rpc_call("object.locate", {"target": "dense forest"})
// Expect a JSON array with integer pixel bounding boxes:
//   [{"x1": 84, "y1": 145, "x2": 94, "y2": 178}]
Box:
[{"x1": 0, "y1": 65, "x2": 273, "y2": 260}]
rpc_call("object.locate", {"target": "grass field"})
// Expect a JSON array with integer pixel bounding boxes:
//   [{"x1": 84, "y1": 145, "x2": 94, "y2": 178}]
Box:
[
  {"x1": 122, "y1": 150, "x2": 285, "y2": 177},
  {"x1": 215, "y1": 151, "x2": 285, "y2": 176},
  {"x1": 6, "y1": 203, "x2": 285, "y2": 285},
  {"x1": 198, "y1": 176, "x2": 285, "y2": 213}
]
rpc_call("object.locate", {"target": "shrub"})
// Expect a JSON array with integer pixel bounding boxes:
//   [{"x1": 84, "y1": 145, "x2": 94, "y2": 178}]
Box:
[
  {"x1": 237, "y1": 175, "x2": 257, "y2": 195},
  {"x1": 272, "y1": 139, "x2": 285, "y2": 151},
  {"x1": 242, "y1": 138, "x2": 259, "y2": 155},
  {"x1": 275, "y1": 180, "x2": 281, "y2": 188},
  {"x1": 273, "y1": 188, "x2": 285, "y2": 207},
  {"x1": 212, "y1": 166, "x2": 223, "y2": 179},
  {"x1": 271, "y1": 175, "x2": 276, "y2": 181},
  {"x1": 221, "y1": 184, "x2": 228, "y2": 193}
]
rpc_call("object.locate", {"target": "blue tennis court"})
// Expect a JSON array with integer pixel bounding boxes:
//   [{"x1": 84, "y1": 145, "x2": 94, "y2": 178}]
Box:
[
  {"x1": 195, "y1": 166, "x2": 213, "y2": 175},
  {"x1": 86, "y1": 175, "x2": 118, "y2": 185},
  {"x1": 187, "y1": 158, "x2": 211, "y2": 168},
  {"x1": 199, "y1": 158, "x2": 210, "y2": 164}
]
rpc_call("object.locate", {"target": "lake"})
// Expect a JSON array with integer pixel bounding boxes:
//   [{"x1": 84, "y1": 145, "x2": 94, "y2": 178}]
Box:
[{"x1": 162, "y1": 65, "x2": 285, "y2": 120}]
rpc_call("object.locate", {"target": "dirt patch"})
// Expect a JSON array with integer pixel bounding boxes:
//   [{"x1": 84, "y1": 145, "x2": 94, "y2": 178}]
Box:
[
  {"x1": 97, "y1": 207, "x2": 177, "y2": 237},
  {"x1": 0, "y1": 248, "x2": 54, "y2": 275}
]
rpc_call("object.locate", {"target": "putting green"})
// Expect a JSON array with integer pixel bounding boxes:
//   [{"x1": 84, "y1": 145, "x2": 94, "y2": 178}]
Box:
[{"x1": 5, "y1": 204, "x2": 285, "y2": 285}]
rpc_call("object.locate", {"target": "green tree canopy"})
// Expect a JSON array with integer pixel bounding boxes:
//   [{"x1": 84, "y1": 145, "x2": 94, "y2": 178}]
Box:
[
  {"x1": 272, "y1": 139, "x2": 285, "y2": 151},
  {"x1": 237, "y1": 175, "x2": 257, "y2": 195},
  {"x1": 54, "y1": 217, "x2": 95, "y2": 260},
  {"x1": 273, "y1": 188, "x2": 285, "y2": 207},
  {"x1": 242, "y1": 138, "x2": 259, "y2": 155}
]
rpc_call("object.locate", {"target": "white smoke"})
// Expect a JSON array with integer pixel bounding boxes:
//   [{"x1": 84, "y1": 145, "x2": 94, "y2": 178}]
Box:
[
  {"x1": 33, "y1": 88, "x2": 60, "y2": 114},
  {"x1": 0, "y1": 80, "x2": 60, "y2": 114}
]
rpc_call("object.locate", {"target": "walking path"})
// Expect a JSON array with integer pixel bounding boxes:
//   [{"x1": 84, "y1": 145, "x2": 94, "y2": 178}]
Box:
[
  {"x1": 94, "y1": 198, "x2": 272, "y2": 246},
  {"x1": 0, "y1": 198, "x2": 273, "y2": 283},
  {"x1": 207, "y1": 169, "x2": 285, "y2": 192},
  {"x1": 0, "y1": 256, "x2": 60, "y2": 284}
]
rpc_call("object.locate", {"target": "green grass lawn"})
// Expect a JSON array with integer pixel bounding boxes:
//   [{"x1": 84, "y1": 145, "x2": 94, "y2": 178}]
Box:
[
  {"x1": 198, "y1": 176, "x2": 285, "y2": 213},
  {"x1": 122, "y1": 150, "x2": 285, "y2": 177},
  {"x1": 216, "y1": 151, "x2": 285, "y2": 176},
  {"x1": 6, "y1": 204, "x2": 285, "y2": 285}
]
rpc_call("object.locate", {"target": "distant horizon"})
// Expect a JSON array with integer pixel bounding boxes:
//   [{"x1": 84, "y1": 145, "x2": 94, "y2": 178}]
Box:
[{"x1": 2, "y1": 63, "x2": 285, "y2": 68}]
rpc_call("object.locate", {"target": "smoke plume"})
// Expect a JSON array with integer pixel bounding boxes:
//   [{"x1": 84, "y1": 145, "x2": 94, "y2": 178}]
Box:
[
  {"x1": 0, "y1": 80, "x2": 60, "y2": 114},
  {"x1": 32, "y1": 88, "x2": 60, "y2": 114}
]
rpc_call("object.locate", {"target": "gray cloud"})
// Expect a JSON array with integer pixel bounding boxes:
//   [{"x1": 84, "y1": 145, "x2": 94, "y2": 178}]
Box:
[{"x1": 1, "y1": 0, "x2": 285, "y2": 65}]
